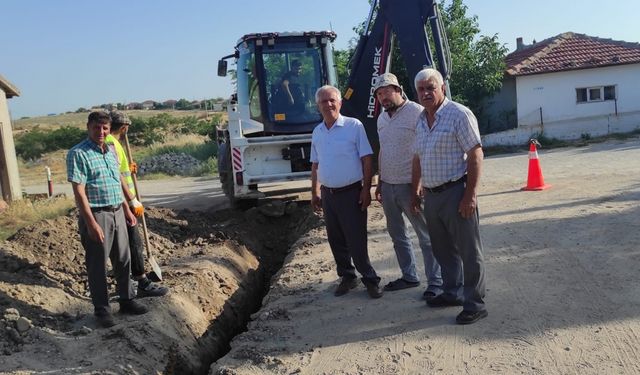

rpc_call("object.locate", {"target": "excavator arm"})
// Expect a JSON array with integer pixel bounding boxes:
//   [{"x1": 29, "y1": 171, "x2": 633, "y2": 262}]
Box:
[{"x1": 340, "y1": 0, "x2": 451, "y2": 158}]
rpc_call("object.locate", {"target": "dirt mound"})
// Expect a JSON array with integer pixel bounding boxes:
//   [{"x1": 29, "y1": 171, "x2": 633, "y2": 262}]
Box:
[{"x1": 0, "y1": 200, "x2": 320, "y2": 374}]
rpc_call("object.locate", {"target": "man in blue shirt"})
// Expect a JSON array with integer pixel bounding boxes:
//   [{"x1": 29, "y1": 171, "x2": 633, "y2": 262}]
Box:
[
  {"x1": 310, "y1": 85, "x2": 382, "y2": 299},
  {"x1": 67, "y1": 111, "x2": 148, "y2": 328}
]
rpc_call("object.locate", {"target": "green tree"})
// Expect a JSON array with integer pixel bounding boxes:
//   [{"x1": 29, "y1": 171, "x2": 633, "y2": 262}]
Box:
[
  {"x1": 335, "y1": 0, "x2": 507, "y2": 125},
  {"x1": 439, "y1": 0, "x2": 508, "y2": 122},
  {"x1": 175, "y1": 98, "x2": 191, "y2": 110}
]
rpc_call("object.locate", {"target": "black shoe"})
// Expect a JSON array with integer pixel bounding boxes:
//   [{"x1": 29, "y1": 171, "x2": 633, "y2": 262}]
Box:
[
  {"x1": 426, "y1": 294, "x2": 462, "y2": 307},
  {"x1": 137, "y1": 281, "x2": 169, "y2": 298},
  {"x1": 456, "y1": 309, "x2": 488, "y2": 325},
  {"x1": 422, "y1": 290, "x2": 438, "y2": 300},
  {"x1": 383, "y1": 278, "x2": 420, "y2": 291},
  {"x1": 365, "y1": 283, "x2": 383, "y2": 299},
  {"x1": 334, "y1": 277, "x2": 358, "y2": 296},
  {"x1": 94, "y1": 310, "x2": 115, "y2": 328},
  {"x1": 119, "y1": 299, "x2": 149, "y2": 315}
]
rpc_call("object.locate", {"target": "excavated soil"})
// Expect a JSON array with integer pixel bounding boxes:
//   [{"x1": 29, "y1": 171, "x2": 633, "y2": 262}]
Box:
[{"x1": 0, "y1": 200, "x2": 320, "y2": 374}]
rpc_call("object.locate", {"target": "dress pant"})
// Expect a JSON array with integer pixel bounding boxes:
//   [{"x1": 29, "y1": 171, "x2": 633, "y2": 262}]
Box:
[
  {"x1": 321, "y1": 184, "x2": 380, "y2": 285},
  {"x1": 79, "y1": 206, "x2": 134, "y2": 312},
  {"x1": 422, "y1": 183, "x2": 485, "y2": 312}
]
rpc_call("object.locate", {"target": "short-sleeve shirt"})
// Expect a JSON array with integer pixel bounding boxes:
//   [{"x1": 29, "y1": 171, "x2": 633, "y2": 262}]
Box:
[
  {"x1": 67, "y1": 138, "x2": 124, "y2": 207},
  {"x1": 414, "y1": 98, "x2": 481, "y2": 188},
  {"x1": 310, "y1": 115, "x2": 373, "y2": 188},
  {"x1": 377, "y1": 100, "x2": 423, "y2": 184}
]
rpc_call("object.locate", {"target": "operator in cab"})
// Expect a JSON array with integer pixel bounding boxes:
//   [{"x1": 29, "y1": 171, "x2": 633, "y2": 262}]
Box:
[{"x1": 276, "y1": 60, "x2": 305, "y2": 115}]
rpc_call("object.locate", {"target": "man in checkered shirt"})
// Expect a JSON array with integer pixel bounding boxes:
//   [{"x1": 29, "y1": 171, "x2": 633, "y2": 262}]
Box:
[
  {"x1": 67, "y1": 111, "x2": 148, "y2": 328},
  {"x1": 411, "y1": 68, "x2": 487, "y2": 325}
]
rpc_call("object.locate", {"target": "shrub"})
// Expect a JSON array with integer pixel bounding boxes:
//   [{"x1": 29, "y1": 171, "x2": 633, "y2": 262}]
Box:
[{"x1": 15, "y1": 126, "x2": 85, "y2": 160}]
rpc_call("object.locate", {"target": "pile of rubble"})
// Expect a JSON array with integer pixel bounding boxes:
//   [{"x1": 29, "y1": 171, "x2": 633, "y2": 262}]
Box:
[{"x1": 138, "y1": 152, "x2": 203, "y2": 176}]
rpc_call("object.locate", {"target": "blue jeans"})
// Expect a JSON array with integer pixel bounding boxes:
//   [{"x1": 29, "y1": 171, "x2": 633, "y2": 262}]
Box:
[{"x1": 380, "y1": 182, "x2": 442, "y2": 291}]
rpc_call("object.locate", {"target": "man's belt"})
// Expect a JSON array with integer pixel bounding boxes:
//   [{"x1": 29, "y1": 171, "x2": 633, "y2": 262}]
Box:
[
  {"x1": 423, "y1": 175, "x2": 467, "y2": 194},
  {"x1": 90, "y1": 203, "x2": 122, "y2": 212},
  {"x1": 321, "y1": 181, "x2": 362, "y2": 194}
]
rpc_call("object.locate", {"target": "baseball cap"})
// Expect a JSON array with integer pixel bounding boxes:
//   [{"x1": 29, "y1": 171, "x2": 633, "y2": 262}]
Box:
[
  {"x1": 373, "y1": 72, "x2": 402, "y2": 94},
  {"x1": 110, "y1": 111, "x2": 131, "y2": 125}
]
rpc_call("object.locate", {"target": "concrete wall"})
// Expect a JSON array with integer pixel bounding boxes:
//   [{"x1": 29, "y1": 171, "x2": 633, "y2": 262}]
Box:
[
  {"x1": 481, "y1": 76, "x2": 517, "y2": 133},
  {"x1": 482, "y1": 63, "x2": 640, "y2": 146},
  {"x1": 0, "y1": 90, "x2": 22, "y2": 201}
]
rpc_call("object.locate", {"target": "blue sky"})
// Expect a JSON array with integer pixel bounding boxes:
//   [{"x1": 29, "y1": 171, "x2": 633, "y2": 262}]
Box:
[{"x1": 2, "y1": 0, "x2": 639, "y2": 118}]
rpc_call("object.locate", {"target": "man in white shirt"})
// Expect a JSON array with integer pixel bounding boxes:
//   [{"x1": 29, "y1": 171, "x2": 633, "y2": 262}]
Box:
[{"x1": 310, "y1": 85, "x2": 383, "y2": 299}]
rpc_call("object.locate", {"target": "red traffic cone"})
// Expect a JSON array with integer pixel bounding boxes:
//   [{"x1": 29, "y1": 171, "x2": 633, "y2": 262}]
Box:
[{"x1": 522, "y1": 140, "x2": 551, "y2": 191}]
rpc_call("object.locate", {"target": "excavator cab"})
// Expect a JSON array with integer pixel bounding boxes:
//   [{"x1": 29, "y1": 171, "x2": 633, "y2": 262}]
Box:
[{"x1": 219, "y1": 31, "x2": 337, "y2": 136}]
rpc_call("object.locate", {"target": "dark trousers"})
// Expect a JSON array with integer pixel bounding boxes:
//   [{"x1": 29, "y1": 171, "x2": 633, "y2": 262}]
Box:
[
  {"x1": 423, "y1": 183, "x2": 486, "y2": 312},
  {"x1": 321, "y1": 185, "x2": 379, "y2": 285},
  {"x1": 79, "y1": 206, "x2": 134, "y2": 312},
  {"x1": 127, "y1": 222, "x2": 145, "y2": 278}
]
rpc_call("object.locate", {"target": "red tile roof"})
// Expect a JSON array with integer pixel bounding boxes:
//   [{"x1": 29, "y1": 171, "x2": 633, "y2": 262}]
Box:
[{"x1": 506, "y1": 32, "x2": 640, "y2": 76}]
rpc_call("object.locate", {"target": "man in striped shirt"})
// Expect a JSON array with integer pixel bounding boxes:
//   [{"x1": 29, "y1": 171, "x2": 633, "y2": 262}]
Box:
[
  {"x1": 67, "y1": 111, "x2": 148, "y2": 328},
  {"x1": 411, "y1": 68, "x2": 487, "y2": 325}
]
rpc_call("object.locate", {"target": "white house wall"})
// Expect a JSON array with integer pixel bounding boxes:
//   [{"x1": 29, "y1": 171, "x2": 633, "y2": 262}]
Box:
[{"x1": 483, "y1": 63, "x2": 640, "y2": 146}]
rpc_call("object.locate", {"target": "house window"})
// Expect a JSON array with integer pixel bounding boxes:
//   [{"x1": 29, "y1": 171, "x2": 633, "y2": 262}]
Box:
[
  {"x1": 576, "y1": 85, "x2": 616, "y2": 103},
  {"x1": 604, "y1": 86, "x2": 616, "y2": 100}
]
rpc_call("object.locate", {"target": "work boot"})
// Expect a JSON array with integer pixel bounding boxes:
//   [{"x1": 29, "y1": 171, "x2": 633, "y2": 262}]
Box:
[
  {"x1": 94, "y1": 308, "x2": 115, "y2": 328},
  {"x1": 334, "y1": 276, "x2": 358, "y2": 296},
  {"x1": 455, "y1": 309, "x2": 488, "y2": 325},
  {"x1": 365, "y1": 283, "x2": 383, "y2": 299},
  {"x1": 119, "y1": 299, "x2": 149, "y2": 315},
  {"x1": 137, "y1": 278, "x2": 169, "y2": 298}
]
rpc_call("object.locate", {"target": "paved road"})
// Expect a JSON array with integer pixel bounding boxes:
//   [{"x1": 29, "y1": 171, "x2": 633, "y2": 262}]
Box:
[{"x1": 24, "y1": 176, "x2": 310, "y2": 212}]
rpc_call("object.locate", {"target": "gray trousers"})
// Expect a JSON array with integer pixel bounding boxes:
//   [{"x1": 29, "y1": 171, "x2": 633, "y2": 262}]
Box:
[
  {"x1": 79, "y1": 206, "x2": 134, "y2": 312},
  {"x1": 321, "y1": 185, "x2": 380, "y2": 285},
  {"x1": 422, "y1": 183, "x2": 486, "y2": 312},
  {"x1": 380, "y1": 182, "x2": 442, "y2": 290}
]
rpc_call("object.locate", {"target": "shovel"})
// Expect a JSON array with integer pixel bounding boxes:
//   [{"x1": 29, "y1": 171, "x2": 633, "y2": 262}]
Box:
[{"x1": 123, "y1": 134, "x2": 163, "y2": 282}]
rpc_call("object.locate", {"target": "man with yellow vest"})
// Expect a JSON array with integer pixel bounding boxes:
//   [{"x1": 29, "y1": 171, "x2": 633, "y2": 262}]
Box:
[{"x1": 107, "y1": 111, "x2": 168, "y2": 298}]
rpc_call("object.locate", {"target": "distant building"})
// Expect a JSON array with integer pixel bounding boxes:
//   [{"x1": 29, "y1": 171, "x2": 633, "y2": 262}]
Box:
[
  {"x1": 163, "y1": 99, "x2": 177, "y2": 109},
  {"x1": 126, "y1": 102, "x2": 142, "y2": 110},
  {"x1": 483, "y1": 32, "x2": 640, "y2": 146},
  {"x1": 0, "y1": 74, "x2": 22, "y2": 201},
  {"x1": 212, "y1": 102, "x2": 225, "y2": 112},
  {"x1": 141, "y1": 100, "x2": 156, "y2": 110}
]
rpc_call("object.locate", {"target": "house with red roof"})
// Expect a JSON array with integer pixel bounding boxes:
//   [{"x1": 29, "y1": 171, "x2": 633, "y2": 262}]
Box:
[{"x1": 483, "y1": 32, "x2": 640, "y2": 146}]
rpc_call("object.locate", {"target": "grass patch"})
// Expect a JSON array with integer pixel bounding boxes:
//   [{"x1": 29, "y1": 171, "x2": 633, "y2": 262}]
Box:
[
  {"x1": 13, "y1": 110, "x2": 218, "y2": 131},
  {"x1": 137, "y1": 140, "x2": 217, "y2": 162},
  {"x1": 0, "y1": 196, "x2": 74, "y2": 241}
]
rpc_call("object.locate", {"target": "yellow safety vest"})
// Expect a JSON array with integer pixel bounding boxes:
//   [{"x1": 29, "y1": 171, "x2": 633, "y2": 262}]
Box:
[{"x1": 105, "y1": 134, "x2": 137, "y2": 196}]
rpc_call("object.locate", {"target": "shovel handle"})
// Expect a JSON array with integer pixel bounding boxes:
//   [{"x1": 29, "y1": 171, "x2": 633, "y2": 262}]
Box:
[{"x1": 122, "y1": 135, "x2": 153, "y2": 256}]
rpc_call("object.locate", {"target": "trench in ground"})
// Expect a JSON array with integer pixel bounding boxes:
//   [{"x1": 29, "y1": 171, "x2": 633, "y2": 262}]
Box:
[{"x1": 176, "y1": 200, "x2": 321, "y2": 375}]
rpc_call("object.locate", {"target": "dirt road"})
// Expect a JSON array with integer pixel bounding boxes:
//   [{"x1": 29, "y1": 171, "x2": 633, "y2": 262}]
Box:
[
  {"x1": 3, "y1": 138, "x2": 639, "y2": 374},
  {"x1": 211, "y1": 138, "x2": 640, "y2": 374}
]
